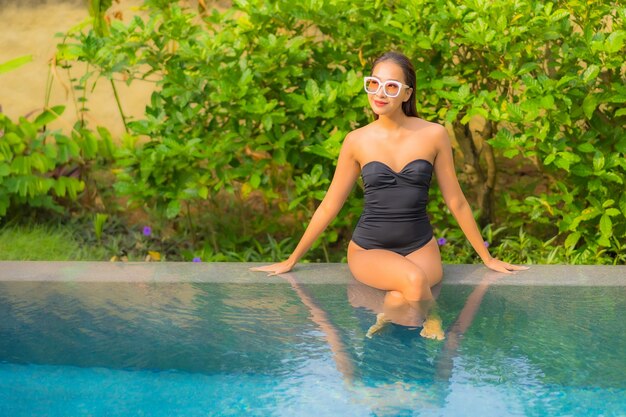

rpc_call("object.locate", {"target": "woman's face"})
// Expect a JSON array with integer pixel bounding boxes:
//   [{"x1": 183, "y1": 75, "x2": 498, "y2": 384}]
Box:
[{"x1": 367, "y1": 60, "x2": 412, "y2": 118}]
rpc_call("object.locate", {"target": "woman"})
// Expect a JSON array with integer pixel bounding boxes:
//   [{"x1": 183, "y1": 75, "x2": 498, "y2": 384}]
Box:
[{"x1": 251, "y1": 51, "x2": 528, "y2": 339}]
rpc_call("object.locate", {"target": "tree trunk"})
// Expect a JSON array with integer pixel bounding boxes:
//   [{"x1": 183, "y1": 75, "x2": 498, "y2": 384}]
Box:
[{"x1": 451, "y1": 116, "x2": 496, "y2": 227}]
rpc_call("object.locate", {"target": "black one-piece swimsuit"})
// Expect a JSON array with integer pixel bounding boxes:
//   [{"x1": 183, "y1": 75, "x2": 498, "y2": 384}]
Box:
[{"x1": 351, "y1": 158, "x2": 434, "y2": 256}]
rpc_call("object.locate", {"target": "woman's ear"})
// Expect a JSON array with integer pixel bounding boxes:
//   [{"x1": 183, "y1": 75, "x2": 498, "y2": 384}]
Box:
[{"x1": 403, "y1": 88, "x2": 413, "y2": 103}]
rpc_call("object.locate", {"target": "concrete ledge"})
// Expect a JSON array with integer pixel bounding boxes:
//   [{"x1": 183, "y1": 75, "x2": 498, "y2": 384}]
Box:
[{"x1": 0, "y1": 262, "x2": 624, "y2": 286}]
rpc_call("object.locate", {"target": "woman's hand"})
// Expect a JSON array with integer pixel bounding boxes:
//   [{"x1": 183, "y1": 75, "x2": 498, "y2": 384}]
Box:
[
  {"x1": 483, "y1": 257, "x2": 530, "y2": 274},
  {"x1": 249, "y1": 259, "x2": 296, "y2": 276}
]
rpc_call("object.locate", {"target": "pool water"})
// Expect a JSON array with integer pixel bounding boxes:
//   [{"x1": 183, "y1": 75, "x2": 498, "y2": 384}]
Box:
[{"x1": 1, "y1": 281, "x2": 625, "y2": 416}]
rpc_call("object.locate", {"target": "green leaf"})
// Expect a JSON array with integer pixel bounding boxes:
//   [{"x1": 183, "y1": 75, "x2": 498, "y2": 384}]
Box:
[
  {"x1": 582, "y1": 65, "x2": 599, "y2": 83},
  {"x1": 540, "y1": 95, "x2": 555, "y2": 109},
  {"x1": 305, "y1": 79, "x2": 320, "y2": 102},
  {"x1": 166, "y1": 199, "x2": 181, "y2": 219},
  {"x1": 579, "y1": 207, "x2": 601, "y2": 221},
  {"x1": 489, "y1": 70, "x2": 508, "y2": 80},
  {"x1": 599, "y1": 214, "x2": 612, "y2": 237},
  {"x1": 34, "y1": 106, "x2": 65, "y2": 128},
  {"x1": 605, "y1": 30, "x2": 626, "y2": 53},
  {"x1": 554, "y1": 155, "x2": 572, "y2": 171},
  {"x1": 571, "y1": 164, "x2": 593, "y2": 177},
  {"x1": 0, "y1": 55, "x2": 33, "y2": 74},
  {"x1": 303, "y1": 144, "x2": 334, "y2": 160},
  {"x1": 543, "y1": 153, "x2": 556, "y2": 166},
  {"x1": 250, "y1": 173, "x2": 261, "y2": 189},
  {"x1": 458, "y1": 84, "x2": 470, "y2": 100},
  {"x1": 11, "y1": 156, "x2": 31, "y2": 175},
  {"x1": 602, "y1": 199, "x2": 615, "y2": 208},
  {"x1": 503, "y1": 149, "x2": 519, "y2": 158},
  {"x1": 517, "y1": 62, "x2": 540, "y2": 76},
  {"x1": 582, "y1": 94, "x2": 598, "y2": 119},
  {"x1": 602, "y1": 172, "x2": 623, "y2": 184},
  {"x1": 576, "y1": 143, "x2": 595, "y2": 153},
  {"x1": 288, "y1": 195, "x2": 306, "y2": 211},
  {"x1": 53, "y1": 179, "x2": 67, "y2": 197},
  {"x1": 506, "y1": 103, "x2": 523, "y2": 121},
  {"x1": 564, "y1": 232, "x2": 581, "y2": 249},
  {"x1": 605, "y1": 208, "x2": 621, "y2": 217},
  {"x1": 592, "y1": 151, "x2": 605, "y2": 171}
]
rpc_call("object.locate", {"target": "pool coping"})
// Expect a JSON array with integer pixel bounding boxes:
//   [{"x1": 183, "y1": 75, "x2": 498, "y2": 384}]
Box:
[{"x1": 0, "y1": 262, "x2": 624, "y2": 286}]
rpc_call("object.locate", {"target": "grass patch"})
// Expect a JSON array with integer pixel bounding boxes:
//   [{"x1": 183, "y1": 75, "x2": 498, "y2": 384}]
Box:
[{"x1": 0, "y1": 223, "x2": 109, "y2": 261}]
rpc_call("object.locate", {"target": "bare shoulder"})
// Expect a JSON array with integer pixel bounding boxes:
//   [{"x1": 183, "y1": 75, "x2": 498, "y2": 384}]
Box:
[
  {"x1": 350, "y1": 122, "x2": 377, "y2": 138},
  {"x1": 339, "y1": 126, "x2": 363, "y2": 159},
  {"x1": 413, "y1": 120, "x2": 449, "y2": 147},
  {"x1": 410, "y1": 119, "x2": 446, "y2": 135},
  {"x1": 343, "y1": 124, "x2": 374, "y2": 148}
]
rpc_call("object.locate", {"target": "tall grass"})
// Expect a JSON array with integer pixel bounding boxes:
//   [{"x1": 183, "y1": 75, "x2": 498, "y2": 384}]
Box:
[{"x1": 0, "y1": 223, "x2": 109, "y2": 261}]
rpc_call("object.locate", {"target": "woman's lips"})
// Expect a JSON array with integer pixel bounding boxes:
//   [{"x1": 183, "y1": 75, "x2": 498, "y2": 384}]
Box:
[{"x1": 373, "y1": 100, "x2": 388, "y2": 107}]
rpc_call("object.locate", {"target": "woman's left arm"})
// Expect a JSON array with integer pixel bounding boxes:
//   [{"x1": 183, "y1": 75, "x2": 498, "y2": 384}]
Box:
[{"x1": 432, "y1": 126, "x2": 528, "y2": 274}]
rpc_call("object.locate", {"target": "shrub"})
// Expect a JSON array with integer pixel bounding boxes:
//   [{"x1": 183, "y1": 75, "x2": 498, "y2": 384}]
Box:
[
  {"x1": 54, "y1": 0, "x2": 626, "y2": 263},
  {"x1": 0, "y1": 107, "x2": 115, "y2": 218}
]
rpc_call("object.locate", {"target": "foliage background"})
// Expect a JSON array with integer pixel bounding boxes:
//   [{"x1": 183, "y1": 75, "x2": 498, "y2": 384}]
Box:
[{"x1": 0, "y1": 0, "x2": 625, "y2": 264}]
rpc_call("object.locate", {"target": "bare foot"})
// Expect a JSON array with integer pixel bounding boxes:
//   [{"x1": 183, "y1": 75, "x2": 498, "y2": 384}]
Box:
[
  {"x1": 420, "y1": 316, "x2": 445, "y2": 341},
  {"x1": 366, "y1": 313, "x2": 390, "y2": 338}
]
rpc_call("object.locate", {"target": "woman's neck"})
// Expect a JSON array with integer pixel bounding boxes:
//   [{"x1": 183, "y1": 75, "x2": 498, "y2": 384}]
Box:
[{"x1": 377, "y1": 111, "x2": 408, "y2": 131}]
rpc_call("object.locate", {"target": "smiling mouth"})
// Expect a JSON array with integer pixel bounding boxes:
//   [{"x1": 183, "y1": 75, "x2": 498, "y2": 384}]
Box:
[{"x1": 373, "y1": 100, "x2": 388, "y2": 106}]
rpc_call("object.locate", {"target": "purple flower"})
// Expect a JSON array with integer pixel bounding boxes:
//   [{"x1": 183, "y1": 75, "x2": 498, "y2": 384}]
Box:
[
  {"x1": 192, "y1": 257, "x2": 202, "y2": 263},
  {"x1": 142, "y1": 226, "x2": 152, "y2": 237},
  {"x1": 484, "y1": 241, "x2": 490, "y2": 248},
  {"x1": 437, "y1": 237, "x2": 447, "y2": 246}
]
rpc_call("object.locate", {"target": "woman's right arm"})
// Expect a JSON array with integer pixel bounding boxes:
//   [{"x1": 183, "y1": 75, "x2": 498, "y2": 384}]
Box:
[{"x1": 250, "y1": 133, "x2": 361, "y2": 275}]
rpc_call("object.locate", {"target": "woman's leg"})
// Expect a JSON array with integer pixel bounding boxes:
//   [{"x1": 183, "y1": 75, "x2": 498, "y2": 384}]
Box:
[
  {"x1": 347, "y1": 237, "x2": 444, "y2": 337},
  {"x1": 404, "y1": 237, "x2": 443, "y2": 287},
  {"x1": 347, "y1": 239, "x2": 438, "y2": 302},
  {"x1": 405, "y1": 237, "x2": 445, "y2": 339}
]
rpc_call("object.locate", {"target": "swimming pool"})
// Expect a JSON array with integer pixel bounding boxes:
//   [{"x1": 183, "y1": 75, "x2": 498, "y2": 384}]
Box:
[{"x1": 1, "y1": 262, "x2": 625, "y2": 416}]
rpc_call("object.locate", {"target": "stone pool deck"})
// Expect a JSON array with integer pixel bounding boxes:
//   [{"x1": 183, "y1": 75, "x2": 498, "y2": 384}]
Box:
[{"x1": 0, "y1": 262, "x2": 624, "y2": 285}]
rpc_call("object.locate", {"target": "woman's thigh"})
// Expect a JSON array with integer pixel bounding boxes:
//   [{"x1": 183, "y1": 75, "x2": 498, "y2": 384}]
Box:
[
  {"x1": 405, "y1": 236, "x2": 443, "y2": 288},
  {"x1": 346, "y1": 240, "x2": 422, "y2": 292},
  {"x1": 347, "y1": 237, "x2": 443, "y2": 291}
]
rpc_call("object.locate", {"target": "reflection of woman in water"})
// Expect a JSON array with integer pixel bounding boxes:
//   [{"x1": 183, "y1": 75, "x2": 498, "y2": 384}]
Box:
[
  {"x1": 281, "y1": 271, "x2": 503, "y2": 414},
  {"x1": 251, "y1": 51, "x2": 527, "y2": 339}
]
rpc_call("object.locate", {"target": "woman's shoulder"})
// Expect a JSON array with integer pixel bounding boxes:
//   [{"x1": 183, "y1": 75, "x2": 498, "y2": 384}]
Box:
[
  {"x1": 407, "y1": 117, "x2": 446, "y2": 133},
  {"x1": 343, "y1": 124, "x2": 376, "y2": 147},
  {"x1": 407, "y1": 118, "x2": 449, "y2": 143},
  {"x1": 348, "y1": 123, "x2": 377, "y2": 138}
]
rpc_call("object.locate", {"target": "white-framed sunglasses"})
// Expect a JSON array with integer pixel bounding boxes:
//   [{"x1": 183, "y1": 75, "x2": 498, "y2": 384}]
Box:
[{"x1": 363, "y1": 76, "x2": 410, "y2": 98}]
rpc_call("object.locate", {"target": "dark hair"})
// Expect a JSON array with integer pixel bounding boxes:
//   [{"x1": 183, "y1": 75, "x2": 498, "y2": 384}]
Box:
[{"x1": 370, "y1": 51, "x2": 419, "y2": 119}]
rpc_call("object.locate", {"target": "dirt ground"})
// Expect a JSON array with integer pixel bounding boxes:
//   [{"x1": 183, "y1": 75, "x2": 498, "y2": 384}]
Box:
[{"x1": 1, "y1": 0, "x2": 155, "y2": 138}]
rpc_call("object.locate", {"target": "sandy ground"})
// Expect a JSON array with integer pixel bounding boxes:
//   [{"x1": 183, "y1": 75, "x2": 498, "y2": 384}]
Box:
[{"x1": 0, "y1": 0, "x2": 154, "y2": 139}]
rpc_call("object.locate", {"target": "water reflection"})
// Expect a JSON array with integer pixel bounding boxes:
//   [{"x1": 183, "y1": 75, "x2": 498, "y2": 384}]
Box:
[
  {"x1": 281, "y1": 271, "x2": 504, "y2": 414},
  {"x1": 1, "y1": 276, "x2": 625, "y2": 416}
]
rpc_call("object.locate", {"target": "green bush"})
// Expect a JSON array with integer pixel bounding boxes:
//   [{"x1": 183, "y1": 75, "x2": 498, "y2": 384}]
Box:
[
  {"x1": 52, "y1": 0, "x2": 625, "y2": 263},
  {"x1": 0, "y1": 107, "x2": 114, "y2": 218}
]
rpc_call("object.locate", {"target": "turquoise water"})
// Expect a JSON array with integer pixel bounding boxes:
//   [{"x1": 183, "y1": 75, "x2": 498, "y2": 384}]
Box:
[{"x1": 0, "y1": 281, "x2": 625, "y2": 416}]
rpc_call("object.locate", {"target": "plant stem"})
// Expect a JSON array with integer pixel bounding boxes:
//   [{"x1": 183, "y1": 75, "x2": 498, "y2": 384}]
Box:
[
  {"x1": 80, "y1": 63, "x2": 90, "y2": 128},
  {"x1": 110, "y1": 79, "x2": 129, "y2": 133},
  {"x1": 185, "y1": 201, "x2": 195, "y2": 245}
]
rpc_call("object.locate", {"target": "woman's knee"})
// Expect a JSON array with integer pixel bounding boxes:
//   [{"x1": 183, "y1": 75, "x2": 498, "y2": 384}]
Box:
[
  {"x1": 384, "y1": 290, "x2": 406, "y2": 306},
  {"x1": 406, "y1": 269, "x2": 429, "y2": 288},
  {"x1": 401, "y1": 269, "x2": 430, "y2": 299}
]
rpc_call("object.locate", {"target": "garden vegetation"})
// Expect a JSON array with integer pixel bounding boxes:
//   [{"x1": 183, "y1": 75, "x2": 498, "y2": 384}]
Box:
[{"x1": 0, "y1": 0, "x2": 624, "y2": 264}]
